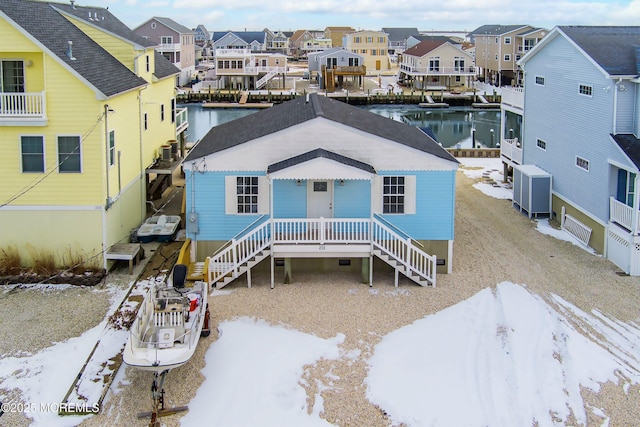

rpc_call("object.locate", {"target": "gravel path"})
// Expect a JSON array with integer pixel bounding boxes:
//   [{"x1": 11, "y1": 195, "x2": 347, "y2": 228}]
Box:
[{"x1": 2, "y1": 169, "x2": 639, "y2": 426}]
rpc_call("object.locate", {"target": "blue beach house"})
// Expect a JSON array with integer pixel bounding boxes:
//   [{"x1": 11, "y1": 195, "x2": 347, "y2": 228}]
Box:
[
  {"x1": 182, "y1": 94, "x2": 458, "y2": 288},
  {"x1": 517, "y1": 26, "x2": 640, "y2": 275}
]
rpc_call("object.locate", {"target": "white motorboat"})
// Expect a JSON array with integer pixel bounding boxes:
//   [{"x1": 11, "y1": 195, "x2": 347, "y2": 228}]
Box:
[{"x1": 124, "y1": 264, "x2": 210, "y2": 372}]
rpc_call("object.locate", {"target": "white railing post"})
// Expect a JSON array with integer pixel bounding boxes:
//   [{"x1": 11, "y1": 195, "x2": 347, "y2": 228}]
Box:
[{"x1": 231, "y1": 239, "x2": 238, "y2": 277}]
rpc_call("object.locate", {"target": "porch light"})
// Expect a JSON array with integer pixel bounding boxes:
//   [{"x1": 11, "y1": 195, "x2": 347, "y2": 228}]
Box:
[
  {"x1": 296, "y1": 179, "x2": 302, "y2": 186},
  {"x1": 339, "y1": 179, "x2": 345, "y2": 186}
]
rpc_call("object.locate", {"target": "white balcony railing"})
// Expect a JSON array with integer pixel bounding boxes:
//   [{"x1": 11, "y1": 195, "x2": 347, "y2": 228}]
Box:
[
  {"x1": 400, "y1": 64, "x2": 478, "y2": 76},
  {"x1": 610, "y1": 197, "x2": 639, "y2": 234},
  {"x1": 175, "y1": 107, "x2": 188, "y2": 134},
  {"x1": 500, "y1": 86, "x2": 524, "y2": 110},
  {"x1": 0, "y1": 91, "x2": 46, "y2": 119},
  {"x1": 158, "y1": 43, "x2": 181, "y2": 51},
  {"x1": 500, "y1": 138, "x2": 522, "y2": 165}
]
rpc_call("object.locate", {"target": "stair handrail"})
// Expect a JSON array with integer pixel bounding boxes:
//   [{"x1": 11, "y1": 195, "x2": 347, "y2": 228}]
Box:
[
  {"x1": 207, "y1": 219, "x2": 272, "y2": 285},
  {"x1": 209, "y1": 214, "x2": 268, "y2": 259},
  {"x1": 371, "y1": 217, "x2": 436, "y2": 286},
  {"x1": 372, "y1": 213, "x2": 424, "y2": 247}
]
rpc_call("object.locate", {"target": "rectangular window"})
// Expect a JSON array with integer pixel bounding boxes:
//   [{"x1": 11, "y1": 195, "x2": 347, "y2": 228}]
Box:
[
  {"x1": 535, "y1": 76, "x2": 545, "y2": 86},
  {"x1": 236, "y1": 176, "x2": 258, "y2": 213},
  {"x1": 160, "y1": 104, "x2": 165, "y2": 121},
  {"x1": 58, "y1": 136, "x2": 81, "y2": 173},
  {"x1": 504, "y1": 54, "x2": 511, "y2": 61},
  {"x1": 109, "y1": 130, "x2": 115, "y2": 167},
  {"x1": 21, "y1": 135, "x2": 45, "y2": 173},
  {"x1": 429, "y1": 58, "x2": 440, "y2": 72},
  {"x1": 495, "y1": 37, "x2": 499, "y2": 44},
  {"x1": 161, "y1": 36, "x2": 173, "y2": 44},
  {"x1": 536, "y1": 138, "x2": 546, "y2": 151},
  {"x1": 354, "y1": 36, "x2": 361, "y2": 43},
  {"x1": 144, "y1": 113, "x2": 148, "y2": 130},
  {"x1": 145, "y1": 55, "x2": 150, "y2": 73},
  {"x1": 504, "y1": 37, "x2": 511, "y2": 44},
  {"x1": 454, "y1": 58, "x2": 465, "y2": 72},
  {"x1": 366, "y1": 36, "x2": 373, "y2": 43},
  {"x1": 1, "y1": 60, "x2": 25, "y2": 92},
  {"x1": 576, "y1": 156, "x2": 589, "y2": 171},
  {"x1": 383, "y1": 176, "x2": 405, "y2": 214},
  {"x1": 579, "y1": 84, "x2": 592, "y2": 96},
  {"x1": 617, "y1": 170, "x2": 636, "y2": 207}
]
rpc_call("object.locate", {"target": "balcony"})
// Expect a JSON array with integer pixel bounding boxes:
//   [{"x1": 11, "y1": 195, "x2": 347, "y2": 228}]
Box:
[
  {"x1": 399, "y1": 64, "x2": 477, "y2": 76},
  {"x1": 158, "y1": 43, "x2": 181, "y2": 52},
  {"x1": 500, "y1": 138, "x2": 522, "y2": 165},
  {"x1": 610, "y1": 197, "x2": 639, "y2": 234},
  {"x1": 0, "y1": 91, "x2": 47, "y2": 126},
  {"x1": 501, "y1": 86, "x2": 524, "y2": 110},
  {"x1": 175, "y1": 107, "x2": 188, "y2": 134}
]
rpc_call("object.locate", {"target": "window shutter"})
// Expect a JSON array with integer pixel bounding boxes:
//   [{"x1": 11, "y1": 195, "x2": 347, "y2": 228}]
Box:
[
  {"x1": 257, "y1": 176, "x2": 269, "y2": 214},
  {"x1": 404, "y1": 175, "x2": 416, "y2": 214},
  {"x1": 371, "y1": 175, "x2": 383, "y2": 214},
  {"x1": 225, "y1": 176, "x2": 236, "y2": 214}
]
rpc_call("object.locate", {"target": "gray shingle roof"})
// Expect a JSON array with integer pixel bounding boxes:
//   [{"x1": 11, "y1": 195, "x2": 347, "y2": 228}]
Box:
[
  {"x1": 267, "y1": 148, "x2": 376, "y2": 174},
  {"x1": 382, "y1": 28, "x2": 420, "y2": 42},
  {"x1": 185, "y1": 94, "x2": 458, "y2": 164},
  {"x1": 612, "y1": 134, "x2": 640, "y2": 170},
  {"x1": 558, "y1": 26, "x2": 640, "y2": 76},
  {"x1": 212, "y1": 31, "x2": 266, "y2": 45},
  {"x1": 153, "y1": 51, "x2": 180, "y2": 79},
  {"x1": 151, "y1": 17, "x2": 193, "y2": 34},
  {"x1": 0, "y1": 0, "x2": 148, "y2": 98},
  {"x1": 469, "y1": 25, "x2": 530, "y2": 36},
  {"x1": 52, "y1": 3, "x2": 155, "y2": 48}
]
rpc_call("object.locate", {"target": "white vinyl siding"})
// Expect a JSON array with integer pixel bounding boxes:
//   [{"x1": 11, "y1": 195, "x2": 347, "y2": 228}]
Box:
[{"x1": 225, "y1": 175, "x2": 269, "y2": 214}]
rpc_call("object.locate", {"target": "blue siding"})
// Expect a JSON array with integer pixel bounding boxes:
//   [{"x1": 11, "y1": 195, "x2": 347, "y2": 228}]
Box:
[
  {"x1": 378, "y1": 170, "x2": 456, "y2": 240},
  {"x1": 334, "y1": 180, "x2": 371, "y2": 218},
  {"x1": 522, "y1": 35, "x2": 637, "y2": 222},
  {"x1": 273, "y1": 180, "x2": 307, "y2": 218},
  {"x1": 185, "y1": 170, "x2": 265, "y2": 241}
]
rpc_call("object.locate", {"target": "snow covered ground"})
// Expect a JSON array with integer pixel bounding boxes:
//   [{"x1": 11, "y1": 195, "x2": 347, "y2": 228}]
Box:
[{"x1": 1, "y1": 158, "x2": 639, "y2": 427}]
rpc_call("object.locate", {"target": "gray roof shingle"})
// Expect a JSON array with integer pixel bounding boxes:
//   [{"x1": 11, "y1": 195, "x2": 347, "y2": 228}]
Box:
[
  {"x1": 612, "y1": 134, "x2": 640, "y2": 170},
  {"x1": 185, "y1": 94, "x2": 458, "y2": 165},
  {"x1": 267, "y1": 148, "x2": 376, "y2": 174},
  {"x1": 0, "y1": 0, "x2": 148, "y2": 98},
  {"x1": 559, "y1": 26, "x2": 640, "y2": 76}
]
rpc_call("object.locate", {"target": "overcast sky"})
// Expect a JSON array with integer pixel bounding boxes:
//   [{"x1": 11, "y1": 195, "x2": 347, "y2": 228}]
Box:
[{"x1": 101, "y1": 0, "x2": 640, "y2": 33}]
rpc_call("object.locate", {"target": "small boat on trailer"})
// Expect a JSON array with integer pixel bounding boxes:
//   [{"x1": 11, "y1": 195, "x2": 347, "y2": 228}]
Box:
[
  {"x1": 123, "y1": 264, "x2": 211, "y2": 424},
  {"x1": 136, "y1": 214, "x2": 181, "y2": 243}
]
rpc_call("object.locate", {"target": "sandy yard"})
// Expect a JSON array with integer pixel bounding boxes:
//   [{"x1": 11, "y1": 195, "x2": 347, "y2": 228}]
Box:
[{"x1": 1, "y1": 168, "x2": 639, "y2": 427}]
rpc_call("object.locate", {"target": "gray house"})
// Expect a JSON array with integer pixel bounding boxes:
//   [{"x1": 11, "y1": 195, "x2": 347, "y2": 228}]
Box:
[
  {"x1": 517, "y1": 26, "x2": 640, "y2": 274},
  {"x1": 133, "y1": 17, "x2": 196, "y2": 85},
  {"x1": 307, "y1": 48, "x2": 365, "y2": 92}
]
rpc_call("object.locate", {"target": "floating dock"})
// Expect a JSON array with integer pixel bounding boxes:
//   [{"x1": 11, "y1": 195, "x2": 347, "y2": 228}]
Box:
[{"x1": 202, "y1": 102, "x2": 274, "y2": 109}]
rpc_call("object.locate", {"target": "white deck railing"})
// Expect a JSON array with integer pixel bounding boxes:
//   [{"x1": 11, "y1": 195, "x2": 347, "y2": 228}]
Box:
[
  {"x1": 175, "y1": 107, "x2": 188, "y2": 134},
  {"x1": 500, "y1": 138, "x2": 522, "y2": 165},
  {"x1": 206, "y1": 217, "x2": 437, "y2": 287},
  {"x1": 500, "y1": 86, "x2": 524, "y2": 110},
  {"x1": 0, "y1": 91, "x2": 46, "y2": 118},
  {"x1": 272, "y1": 218, "x2": 371, "y2": 244},
  {"x1": 400, "y1": 64, "x2": 477, "y2": 76},
  {"x1": 610, "y1": 197, "x2": 639, "y2": 234}
]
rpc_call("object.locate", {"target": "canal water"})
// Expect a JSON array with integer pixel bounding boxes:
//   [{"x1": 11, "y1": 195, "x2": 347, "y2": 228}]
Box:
[{"x1": 180, "y1": 103, "x2": 501, "y2": 148}]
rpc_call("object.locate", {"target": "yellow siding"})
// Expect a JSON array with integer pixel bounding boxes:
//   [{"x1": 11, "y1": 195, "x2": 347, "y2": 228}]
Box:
[
  {"x1": 0, "y1": 19, "x2": 41, "y2": 51},
  {"x1": 345, "y1": 30, "x2": 389, "y2": 72}
]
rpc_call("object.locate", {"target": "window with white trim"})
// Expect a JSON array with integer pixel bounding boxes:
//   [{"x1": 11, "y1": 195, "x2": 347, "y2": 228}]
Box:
[
  {"x1": 108, "y1": 130, "x2": 116, "y2": 167},
  {"x1": 504, "y1": 37, "x2": 511, "y2": 44},
  {"x1": 383, "y1": 176, "x2": 405, "y2": 214},
  {"x1": 58, "y1": 136, "x2": 81, "y2": 173},
  {"x1": 161, "y1": 36, "x2": 173, "y2": 44},
  {"x1": 579, "y1": 84, "x2": 592, "y2": 96},
  {"x1": 576, "y1": 156, "x2": 589, "y2": 171},
  {"x1": 504, "y1": 54, "x2": 511, "y2": 61},
  {"x1": 1, "y1": 60, "x2": 25, "y2": 92},
  {"x1": 236, "y1": 176, "x2": 259, "y2": 213},
  {"x1": 536, "y1": 138, "x2": 546, "y2": 151},
  {"x1": 21, "y1": 135, "x2": 44, "y2": 173},
  {"x1": 429, "y1": 57, "x2": 440, "y2": 72},
  {"x1": 535, "y1": 75, "x2": 545, "y2": 86}
]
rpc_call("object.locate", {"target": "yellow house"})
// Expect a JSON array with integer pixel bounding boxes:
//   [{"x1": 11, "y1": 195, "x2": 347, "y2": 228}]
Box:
[
  {"x1": 343, "y1": 30, "x2": 390, "y2": 72},
  {"x1": 0, "y1": 0, "x2": 186, "y2": 270}
]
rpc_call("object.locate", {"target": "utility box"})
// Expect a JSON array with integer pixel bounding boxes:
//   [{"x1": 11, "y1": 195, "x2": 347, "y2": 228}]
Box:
[{"x1": 512, "y1": 165, "x2": 552, "y2": 218}]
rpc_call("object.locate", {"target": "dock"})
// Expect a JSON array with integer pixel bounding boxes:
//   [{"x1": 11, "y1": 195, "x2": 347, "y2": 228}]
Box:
[
  {"x1": 418, "y1": 95, "x2": 449, "y2": 108},
  {"x1": 472, "y1": 94, "x2": 500, "y2": 109},
  {"x1": 202, "y1": 102, "x2": 273, "y2": 109}
]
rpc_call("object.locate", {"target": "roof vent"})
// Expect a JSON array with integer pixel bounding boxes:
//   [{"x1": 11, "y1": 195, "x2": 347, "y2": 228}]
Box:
[
  {"x1": 66, "y1": 40, "x2": 76, "y2": 61},
  {"x1": 70, "y1": 0, "x2": 76, "y2": 9}
]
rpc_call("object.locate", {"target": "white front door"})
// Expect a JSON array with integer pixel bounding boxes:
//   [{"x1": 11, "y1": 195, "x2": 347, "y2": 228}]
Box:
[{"x1": 307, "y1": 180, "x2": 333, "y2": 218}]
